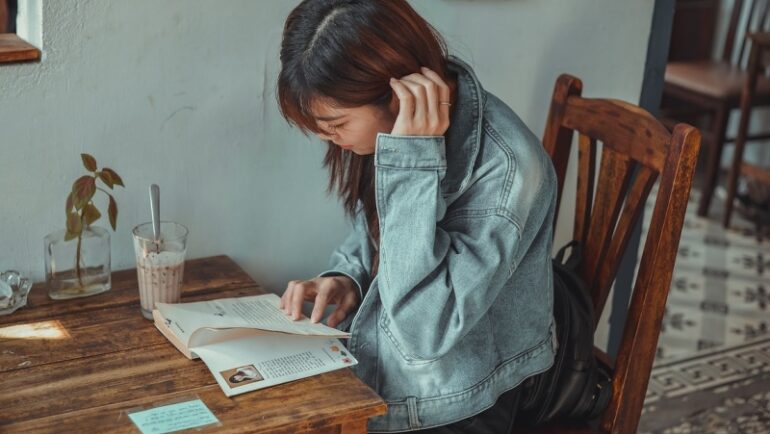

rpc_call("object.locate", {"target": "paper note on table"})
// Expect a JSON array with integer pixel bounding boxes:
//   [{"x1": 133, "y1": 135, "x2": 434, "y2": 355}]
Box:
[{"x1": 127, "y1": 399, "x2": 219, "y2": 434}]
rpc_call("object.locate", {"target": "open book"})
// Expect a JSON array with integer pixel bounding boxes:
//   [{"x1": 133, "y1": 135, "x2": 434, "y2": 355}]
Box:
[{"x1": 153, "y1": 293, "x2": 357, "y2": 397}]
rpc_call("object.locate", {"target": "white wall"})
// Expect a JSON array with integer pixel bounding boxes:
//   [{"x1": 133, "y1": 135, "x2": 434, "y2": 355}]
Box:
[
  {"x1": 412, "y1": 1, "x2": 655, "y2": 251},
  {"x1": 1, "y1": 0, "x2": 654, "y2": 344}
]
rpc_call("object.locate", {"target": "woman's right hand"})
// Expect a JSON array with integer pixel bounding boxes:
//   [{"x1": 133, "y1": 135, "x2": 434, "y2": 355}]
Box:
[{"x1": 279, "y1": 276, "x2": 360, "y2": 328}]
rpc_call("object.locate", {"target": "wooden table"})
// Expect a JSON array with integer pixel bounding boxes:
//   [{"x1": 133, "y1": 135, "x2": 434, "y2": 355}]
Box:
[{"x1": 0, "y1": 256, "x2": 386, "y2": 433}]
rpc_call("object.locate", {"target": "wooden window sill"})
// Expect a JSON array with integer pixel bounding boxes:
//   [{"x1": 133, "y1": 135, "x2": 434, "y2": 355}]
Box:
[{"x1": 0, "y1": 33, "x2": 40, "y2": 64}]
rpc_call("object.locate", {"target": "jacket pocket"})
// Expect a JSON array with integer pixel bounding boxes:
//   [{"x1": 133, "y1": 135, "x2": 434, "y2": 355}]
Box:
[{"x1": 378, "y1": 309, "x2": 442, "y2": 365}]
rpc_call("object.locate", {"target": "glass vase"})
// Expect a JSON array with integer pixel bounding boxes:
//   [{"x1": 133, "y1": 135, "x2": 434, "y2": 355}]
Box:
[{"x1": 45, "y1": 226, "x2": 111, "y2": 300}]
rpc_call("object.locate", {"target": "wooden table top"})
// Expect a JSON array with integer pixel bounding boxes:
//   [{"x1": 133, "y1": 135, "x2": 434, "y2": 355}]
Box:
[{"x1": 0, "y1": 255, "x2": 386, "y2": 433}]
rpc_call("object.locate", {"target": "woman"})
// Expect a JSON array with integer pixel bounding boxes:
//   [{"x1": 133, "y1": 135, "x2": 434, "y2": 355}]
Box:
[
  {"x1": 228, "y1": 365, "x2": 263, "y2": 384},
  {"x1": 276, "y1": 1, "x2": 557, "y2": 432}
]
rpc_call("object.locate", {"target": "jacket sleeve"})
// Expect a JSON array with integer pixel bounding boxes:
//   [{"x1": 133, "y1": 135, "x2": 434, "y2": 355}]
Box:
[
  {"x1": 317, "y1": 207, "x2": 372, "y2": 302},
  {"x1": 374, "y1": 132, "x2": 526, "y2": 362}
]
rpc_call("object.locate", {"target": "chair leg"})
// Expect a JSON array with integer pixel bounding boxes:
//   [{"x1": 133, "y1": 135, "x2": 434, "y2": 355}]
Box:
[
  {"x1": 723, "y1": 137, "x2": 748, "y2": 228},
  {"x1": 724, "y1": 117, "x2": 752, "y2": 228},
  {"x1": 697, "y1": 106, "x2": 730, "y2": 217}
]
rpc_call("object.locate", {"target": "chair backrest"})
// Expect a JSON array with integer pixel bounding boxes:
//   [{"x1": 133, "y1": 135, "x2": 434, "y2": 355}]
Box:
[
  {"x1": 724, "y1": 31, "x2": 770, "y2": 227},
  {"x1": 723, "y1": 0, "x2": 770, "y2": 67},
  {"x1": 542, "y1": 75, "x2": 701, "y2": 434}
]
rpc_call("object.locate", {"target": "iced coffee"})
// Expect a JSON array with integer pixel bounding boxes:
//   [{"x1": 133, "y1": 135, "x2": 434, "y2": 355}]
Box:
[{"x1": 132, "y1": 222, "x2": 188, "y2": 320}]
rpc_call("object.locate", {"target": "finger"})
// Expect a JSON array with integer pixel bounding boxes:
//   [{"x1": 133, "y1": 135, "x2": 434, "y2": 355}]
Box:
[
  {"x1": 389, "y1": 78, "x2": 414, "y2": 127},
  {"x1": 398, "y1": 77, "x2": 429, "y2": 127},
  {"x1": 310, "y1": 285, "x2": 333, "y2": 323},
  {"x1": 281, "y1": 280, "x2": 300, "y2": 310},
  {"x1": 420, "y1": 67, "x2": 451, "y2": 128},
  {"x1": 327, "y1": 290, "x2": 357, "y2": 328},
  {"x1": 326, "y1": 307, "x2": 347, "y2": 329},
  {"x1": 290, "y1": 282, "x2": 313, "y2": 320},
  {"x1": 281, "y1": 281, "x2": 296, "y2": 313},
  {"x1": 405, "y1": 72, "x2": 440, "y2": 129}
]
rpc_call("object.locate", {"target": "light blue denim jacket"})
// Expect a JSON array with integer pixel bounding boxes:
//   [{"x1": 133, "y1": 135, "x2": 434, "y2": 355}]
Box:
[{"x1": 320, "y1": 56, "x2": 557, "y2": 432}]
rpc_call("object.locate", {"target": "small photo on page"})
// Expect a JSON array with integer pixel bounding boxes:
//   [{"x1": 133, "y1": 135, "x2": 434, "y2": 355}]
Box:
[
  {"x1": 326, "y1": 340, "x2": 355, "y2": 364},
  {"x1": 220, "y1": 365, "x2": 264, "y2": 389}
]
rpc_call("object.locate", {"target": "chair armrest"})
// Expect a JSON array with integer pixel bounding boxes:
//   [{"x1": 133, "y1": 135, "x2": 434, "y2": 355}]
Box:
[{"x1": 748, "y1": 31, "x2": 770, "y2": 49}]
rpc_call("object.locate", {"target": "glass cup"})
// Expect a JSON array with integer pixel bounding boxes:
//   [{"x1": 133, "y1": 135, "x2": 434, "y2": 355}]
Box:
[{"x1": 132, "y1": 221, "x2": 189, "y2": 320}]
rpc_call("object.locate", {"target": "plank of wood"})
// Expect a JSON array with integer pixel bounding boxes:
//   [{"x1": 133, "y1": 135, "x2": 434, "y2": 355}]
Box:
[
  {"x1": 741, "y1": 161, "x2": 770, "y2": 185},
  {"x1": 2, "y1": 347, "x2": 385, "y2": 433},
  {"x1": 562, "y1": 97, "x2": 670, "y2": 172},
  {"x1": 0, "y1": 285, "x2": 265, "y2": 373},
  {"x1": 0, "y1": 255, "x2": 386, "y2": 433},
  {"x1": 341, "y1": 419, "x2": 369, "y2": 433},
  {"x1": 2, "y1": 255, "x2": 256, "y2": 326},
  {"x1": 0, "y1": 34, "x2": 40, "y2": 63}
]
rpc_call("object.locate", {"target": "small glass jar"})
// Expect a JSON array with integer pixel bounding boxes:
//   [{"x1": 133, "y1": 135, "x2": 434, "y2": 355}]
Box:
[{"x1": 45, "y1": 226, "x2": 111, "y2": 300}]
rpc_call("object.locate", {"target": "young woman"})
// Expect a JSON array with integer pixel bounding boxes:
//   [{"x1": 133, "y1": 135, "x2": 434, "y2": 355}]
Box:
[{"x1": 277, "y1": 1, "x2": 557, "y2": 432}]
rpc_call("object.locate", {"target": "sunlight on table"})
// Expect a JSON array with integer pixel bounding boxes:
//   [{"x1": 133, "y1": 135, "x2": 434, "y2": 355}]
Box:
[{"x1": 0, "y1": 320, "x2": 71, "y2": 340}]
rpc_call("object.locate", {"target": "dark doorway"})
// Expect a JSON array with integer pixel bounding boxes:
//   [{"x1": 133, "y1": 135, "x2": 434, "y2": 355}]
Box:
[{"x1": 1, "y1": 0, "x2": 17, "y2": 34}]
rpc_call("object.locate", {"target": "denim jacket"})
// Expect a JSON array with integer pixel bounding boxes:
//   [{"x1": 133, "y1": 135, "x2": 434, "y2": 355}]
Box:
[{"x1": 320, "y1": 56, "x2": 557, "y2": 432}]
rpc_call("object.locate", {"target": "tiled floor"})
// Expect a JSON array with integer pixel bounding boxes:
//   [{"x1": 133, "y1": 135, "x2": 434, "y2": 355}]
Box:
[
  {"x1": 640, "y1": 335, "x2": 770, "y2": 433},
  {"x1": 642, "y1": 186, "x2": 769, "y2": 362},
  {"x1": 637, "y1": 178, "x2": 770, "y2": 433}
]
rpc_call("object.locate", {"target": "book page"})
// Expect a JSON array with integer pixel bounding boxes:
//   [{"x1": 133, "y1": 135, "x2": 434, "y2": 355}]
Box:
[
  {"x1": 192, "y1": 334, "x2": 358, "y2": 397},
  {"x1": 220, "y1": 295, "x2": 345, "y2": 336},
  {"x1": 155, "y1": 293, "x2": 349, "y2": 347}
]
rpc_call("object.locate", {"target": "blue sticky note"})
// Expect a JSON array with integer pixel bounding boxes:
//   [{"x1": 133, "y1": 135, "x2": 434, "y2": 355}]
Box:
[{"x1": 127, "y1": 399, "x2": 219, "y2": 434}]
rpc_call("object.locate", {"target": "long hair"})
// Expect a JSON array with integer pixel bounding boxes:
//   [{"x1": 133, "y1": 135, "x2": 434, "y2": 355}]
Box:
[{"x1": 277, "y1": 0, "x2": 449, "y2": 275}]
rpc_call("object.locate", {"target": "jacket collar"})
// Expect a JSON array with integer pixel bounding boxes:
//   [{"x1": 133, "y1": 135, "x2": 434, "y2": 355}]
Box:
[{"x1": 442, "y1": 55, "x2": 486, "y2": 198}]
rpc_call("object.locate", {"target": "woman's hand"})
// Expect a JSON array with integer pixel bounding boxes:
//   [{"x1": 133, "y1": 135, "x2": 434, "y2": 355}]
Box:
[
  {"x1": 389, "y1": 66, "x2": 451, "y2": 136},
  {"x1": 279, "y1": 276, "x2": 360, "y2": 328}
]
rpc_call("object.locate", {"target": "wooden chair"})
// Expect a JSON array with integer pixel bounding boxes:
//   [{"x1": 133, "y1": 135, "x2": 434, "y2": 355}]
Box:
[
  {"x1": 513, "y1": 75, "x2": 701, "y2": 434},
  {"x1": 663, "y1": 0, "x2": 770, "y2": 218},
  {"x1": 724, "y1": 31, "x2": 770, "y2": 228}
]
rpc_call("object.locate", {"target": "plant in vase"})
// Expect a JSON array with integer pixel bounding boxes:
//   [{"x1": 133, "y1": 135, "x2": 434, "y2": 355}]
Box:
[{"x1": 46, "y1": 154, "x2": 124, "y2": 299}]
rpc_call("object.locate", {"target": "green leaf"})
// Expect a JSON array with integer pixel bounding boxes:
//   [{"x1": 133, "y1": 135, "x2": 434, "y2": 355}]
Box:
[
  {"x1": 64, "y1": 230, "x2": 78, "y2": 242},
  {"x1": 98, "y1": 171, "x2": 114, "y2": 189},
  {"x1": 65, "y1": 192, "x2": 73, "y2": 214},
  {"x1": 66, "y1": 212, "x2": 82, "y2": 235},
  {"x1": 81, "y1": 154, "x2": 98, "y2": 172},
  {"x1": 108, "y1": 195, "x2": 118, "y2": 231},
  {"x1": 101, "y1": 168, "x2": 124, "y2": 187},
  {"x1": 71, "y1": 176, "x2": 96, "y2": 210},
  {"x1": 83, "y1": 203, "x2": 101, "y2": 226}
]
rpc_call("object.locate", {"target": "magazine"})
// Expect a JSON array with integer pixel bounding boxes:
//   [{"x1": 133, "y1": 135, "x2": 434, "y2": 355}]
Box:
[{"x1": 153, "y1": 293, "x2": 357, "y2": 397}]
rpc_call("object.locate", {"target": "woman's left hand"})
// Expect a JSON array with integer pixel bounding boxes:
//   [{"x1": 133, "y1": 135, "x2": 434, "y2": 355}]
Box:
[{"x1": 389, "y1": 66, "x2": 451, "y2": 136}]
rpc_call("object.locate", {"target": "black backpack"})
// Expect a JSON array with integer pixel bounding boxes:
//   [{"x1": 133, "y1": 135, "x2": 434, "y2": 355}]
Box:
[{"x1": 516, "y1": 241, "x2": 613, "y2": 426}]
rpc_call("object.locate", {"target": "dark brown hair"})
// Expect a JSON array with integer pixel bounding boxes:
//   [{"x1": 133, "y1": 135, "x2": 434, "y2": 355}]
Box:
[{"x1": 277, "y1": 0, "x2": 449, "y2": 275}]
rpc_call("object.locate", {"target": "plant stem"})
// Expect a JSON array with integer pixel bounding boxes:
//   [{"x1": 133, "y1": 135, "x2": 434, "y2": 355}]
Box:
[{"x1": 75, "y1": 215, "x2": 84, "y2": 289}]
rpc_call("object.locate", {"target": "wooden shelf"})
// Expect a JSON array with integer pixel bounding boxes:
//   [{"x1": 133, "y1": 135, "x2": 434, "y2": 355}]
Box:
[{"x1": 0, "y1": 33, "x2": 40, "y2": 64}]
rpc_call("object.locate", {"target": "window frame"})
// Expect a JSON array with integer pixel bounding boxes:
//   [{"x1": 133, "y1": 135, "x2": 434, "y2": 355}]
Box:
[{"x1": 1, "y1": 0, "x2": 40, "y2": 64}]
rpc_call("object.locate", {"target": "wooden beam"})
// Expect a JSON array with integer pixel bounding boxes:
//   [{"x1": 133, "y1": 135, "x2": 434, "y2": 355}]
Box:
[{"x1": 0, "y1": 33, "x2": 40, "y2": 64}]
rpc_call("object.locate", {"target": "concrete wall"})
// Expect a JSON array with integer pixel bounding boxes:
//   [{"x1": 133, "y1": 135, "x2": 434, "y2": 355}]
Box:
[{"x1": 1, "y1": 0, "x2": 655, "y2": 346}]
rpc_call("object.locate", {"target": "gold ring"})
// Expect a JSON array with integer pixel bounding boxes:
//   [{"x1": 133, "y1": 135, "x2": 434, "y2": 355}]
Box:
[{"x1": 440, "y1": 102, "x2": 452, "y2": 106}]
